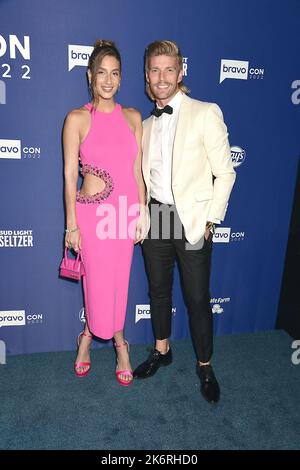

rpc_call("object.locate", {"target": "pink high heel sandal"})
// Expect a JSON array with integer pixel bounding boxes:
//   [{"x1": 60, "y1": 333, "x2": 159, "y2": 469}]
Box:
[
  {"x1": 114, "y1": 340, "x2": 133, "y2": 386},
  {"x1": 74, "y1": 331, "x2": 93, "y2": 377}
]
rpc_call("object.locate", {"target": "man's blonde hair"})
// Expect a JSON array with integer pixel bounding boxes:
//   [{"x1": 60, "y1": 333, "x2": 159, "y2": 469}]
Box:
[{"x1": 144, "y1": 40, "x2": 189, "y2": 100}]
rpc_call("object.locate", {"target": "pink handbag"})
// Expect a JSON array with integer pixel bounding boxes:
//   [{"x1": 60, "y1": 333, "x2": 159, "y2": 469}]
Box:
[{"x1": 59, "y1": 247, "x2": 85, "y2": 281}]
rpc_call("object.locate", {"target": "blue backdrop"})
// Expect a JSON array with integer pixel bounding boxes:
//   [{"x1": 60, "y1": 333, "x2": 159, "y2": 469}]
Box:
[{"x1": 0, "y1": 0, "x2": 299, "y2": 355}]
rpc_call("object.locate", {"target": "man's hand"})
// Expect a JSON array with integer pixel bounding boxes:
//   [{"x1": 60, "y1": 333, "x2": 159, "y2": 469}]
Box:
[
  {"x1": 134, "y1": 206, "x2": 150, "y2": 244},
  {"x1": 204, "y1": 221, "x2": 214, "y2": 241}
]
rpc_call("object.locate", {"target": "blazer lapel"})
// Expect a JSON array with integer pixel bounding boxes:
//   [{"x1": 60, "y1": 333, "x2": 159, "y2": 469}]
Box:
[{"x1": 172, "y1": 95, "x2": 191, "y2": 183}]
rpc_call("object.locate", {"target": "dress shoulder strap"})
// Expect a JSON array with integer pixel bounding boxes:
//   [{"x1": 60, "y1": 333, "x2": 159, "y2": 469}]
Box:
[{"x1": 84, "y1": 103, "x2": 93, "y2": 112}]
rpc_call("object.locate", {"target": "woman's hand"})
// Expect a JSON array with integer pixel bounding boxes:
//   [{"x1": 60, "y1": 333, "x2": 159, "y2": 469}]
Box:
[
  {"x1": 134, "y1": 207, "x2": 150, "y2": 244},
  {"x1": 65, "y1": 227, "x2": 81, "y2": 252}
]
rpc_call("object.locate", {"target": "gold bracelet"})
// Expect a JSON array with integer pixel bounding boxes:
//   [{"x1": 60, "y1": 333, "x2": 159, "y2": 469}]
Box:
[{"x1": 65, "y1": 227, "x2": 79, "y2": 233}]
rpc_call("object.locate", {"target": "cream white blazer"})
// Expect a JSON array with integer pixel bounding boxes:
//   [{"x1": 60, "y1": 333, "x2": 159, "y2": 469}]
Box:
[{"x1": 142, "y1": 94, "x2": 236, "y2": 245}]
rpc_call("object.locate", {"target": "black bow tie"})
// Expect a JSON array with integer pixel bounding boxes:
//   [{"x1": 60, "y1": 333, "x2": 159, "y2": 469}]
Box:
[{"x1": 151, "y1": 105, "x2": 173, "y2": 118}]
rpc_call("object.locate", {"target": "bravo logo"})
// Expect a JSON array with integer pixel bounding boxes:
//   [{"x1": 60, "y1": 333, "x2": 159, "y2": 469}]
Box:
[
  {"x1": 220, "y1": 59, "x2": 248, "y2": 83},
  {"x1": 0, "y1": 139, "x2": 41, "y2": 159},
  {"x1": 0, "y1": 310, "x2": 26, "y2": 328},
  {"x1": 213, "y1": 227, "x2": 231, "y2": 243},
  {"x1": 213, "y1": 228, "x2": 245, "y2": 243},
  {"x1": 0, "y1": 139, "x2": 21, "y2": 159},
  {"x1": 220, "y1": 59, "x2": 264, "y2": 83},
  {"x1": 135, "y1": 305, "x2": 176, "y2": 323},
  {"x1": 68, "y1": 45, "x2": 93, "y2": 71},
  {"x1": 135, "y1": 304, "x2": 151, "y2": 323},
  {"x1": 231, "y1": 146, "x2": 246, "y2": 168}
]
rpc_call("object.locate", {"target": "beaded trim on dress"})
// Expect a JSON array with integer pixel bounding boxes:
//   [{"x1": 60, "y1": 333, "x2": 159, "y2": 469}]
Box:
[{"x1": 76, "y1": 163, "x2": 114, "y2": 204}]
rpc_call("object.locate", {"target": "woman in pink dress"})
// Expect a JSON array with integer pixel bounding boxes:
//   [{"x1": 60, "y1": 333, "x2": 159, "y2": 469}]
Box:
[{"x1": 63, "y1": 40, "x2": 148, "y2": 386}]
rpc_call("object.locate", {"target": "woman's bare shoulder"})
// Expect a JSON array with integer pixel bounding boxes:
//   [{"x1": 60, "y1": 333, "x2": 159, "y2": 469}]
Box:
[
  {"x1": 122, "y1": 106, "x2": 141, "y2": 118},
  {"x1": 65, "y1": 107, "x2": 90, "y2": 127},
  {"x1": 66, "y1": 106, "x2": 89, "y2": 119},
  {"x1": 122, "y1": 107, "x2": 142, "y2": 128}
]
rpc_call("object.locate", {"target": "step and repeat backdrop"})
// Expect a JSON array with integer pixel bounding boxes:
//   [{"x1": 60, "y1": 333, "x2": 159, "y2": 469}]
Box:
[{"x1": 0, "y1": 0, "x2": 299, "y2": 355}]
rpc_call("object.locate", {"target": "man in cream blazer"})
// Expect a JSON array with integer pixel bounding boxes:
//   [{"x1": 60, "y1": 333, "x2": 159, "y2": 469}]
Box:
[{"x1": 133, "y1": 40, "x2": 236, "y2": 404}]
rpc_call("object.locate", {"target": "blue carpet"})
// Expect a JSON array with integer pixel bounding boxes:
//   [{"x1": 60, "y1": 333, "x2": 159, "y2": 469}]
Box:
[{"x1": 0, "y1": 330, "x2": 299, "y2": 450}]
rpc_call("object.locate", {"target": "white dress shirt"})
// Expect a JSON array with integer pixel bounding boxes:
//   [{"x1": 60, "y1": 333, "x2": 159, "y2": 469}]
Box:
[
  {"x1": 149, "y1": 91, "x2": 183, "y2": 204},
  {"x1": 149, "y1": 91, "x2": 220, "y2": 224}
]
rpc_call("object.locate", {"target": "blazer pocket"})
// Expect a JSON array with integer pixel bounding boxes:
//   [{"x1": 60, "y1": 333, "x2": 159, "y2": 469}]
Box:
[{"x1": 195, "y1": 189, "x2": 213, "y2": 201}]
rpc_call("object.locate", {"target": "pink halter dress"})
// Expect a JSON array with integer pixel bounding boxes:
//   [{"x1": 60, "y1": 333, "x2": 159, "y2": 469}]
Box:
[{"x1": 75, "y1": 103, "x2": 139, "y2": 339}]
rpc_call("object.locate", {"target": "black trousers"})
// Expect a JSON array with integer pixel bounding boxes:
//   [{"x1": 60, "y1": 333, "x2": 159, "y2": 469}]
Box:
[{"x1": 142, "y1": 198, "x2": 213, "y2": 363}]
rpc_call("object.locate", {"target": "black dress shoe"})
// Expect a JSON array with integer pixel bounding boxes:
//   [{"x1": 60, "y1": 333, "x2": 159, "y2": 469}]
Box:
[
  {"x1": 133, "y1": 348, "x2": 172, "y2": 379},
  {"x1": 196, "y1": 364, "x2": 220, "y2": 404}
]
